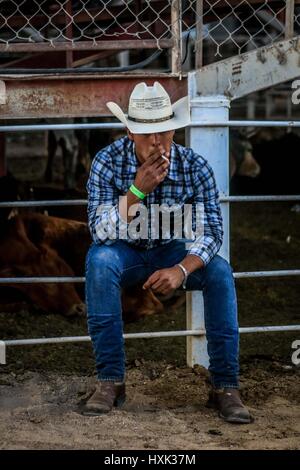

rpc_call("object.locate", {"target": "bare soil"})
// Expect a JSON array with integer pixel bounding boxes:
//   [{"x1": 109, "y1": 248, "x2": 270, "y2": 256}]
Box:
[{"x1": 0, "y1": 362, "x2": 299, "y2": 450}]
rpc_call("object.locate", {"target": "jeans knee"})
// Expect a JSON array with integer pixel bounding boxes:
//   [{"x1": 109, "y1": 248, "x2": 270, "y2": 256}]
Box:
[
  {"x1": 86, "y1": 244, "x2": 121, "y2": 279},
  {"x1": 205, "y1": 256, "x2": 233, "y2": 285}
]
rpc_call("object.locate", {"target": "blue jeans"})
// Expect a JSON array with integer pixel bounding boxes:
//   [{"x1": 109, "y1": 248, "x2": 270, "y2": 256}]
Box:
[{"x1": 85, "y1": 240, "x2": 239, "y2": 388}]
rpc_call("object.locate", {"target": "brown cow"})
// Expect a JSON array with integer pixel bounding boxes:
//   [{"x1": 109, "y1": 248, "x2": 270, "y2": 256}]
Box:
[
  {"x1": 0, "y1": 211, "x2": 167, "y2": 320},
  {"x1": 0, "y1": 173, "x2": 178, "y2": 321},
  {"x1": 0, "y1": 214, "x2": 85, "y2": 317}
]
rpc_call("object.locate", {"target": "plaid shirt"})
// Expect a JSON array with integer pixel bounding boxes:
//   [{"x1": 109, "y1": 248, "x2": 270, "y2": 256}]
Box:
[{"x1": 87, "y1": 136, "x2": 223, "y2": 266}]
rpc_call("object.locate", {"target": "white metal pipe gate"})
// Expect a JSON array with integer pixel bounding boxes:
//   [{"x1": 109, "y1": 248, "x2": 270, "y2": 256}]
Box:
[{"x1": 1, "y1": 112, "x2": 300, "y2": 366}]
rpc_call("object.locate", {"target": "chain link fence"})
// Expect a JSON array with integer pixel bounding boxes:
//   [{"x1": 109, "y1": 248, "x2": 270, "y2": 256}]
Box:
[
  {"x1": 185, "y1": 0, "x2": 288, "y2": 66},
  {"x1": 0, "y1": 1, "x2": 299, "y2": 70},
  {"x1": 0, "y1": 0, "x2": 173, "y2": 46}
]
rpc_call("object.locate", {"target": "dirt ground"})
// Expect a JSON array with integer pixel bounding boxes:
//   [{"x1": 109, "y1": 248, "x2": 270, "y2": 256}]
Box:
[
  {"x1": 0, "y1": 361, "x2": 299, "y2": 450},
  {"x1": 0, "y1": 143, "x2": 300, "y2": 450}
]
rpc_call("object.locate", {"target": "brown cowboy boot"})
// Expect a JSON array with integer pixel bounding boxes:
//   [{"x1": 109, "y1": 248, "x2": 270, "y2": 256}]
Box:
[
  {"x1": 207, "y1": 388, "x2": 253, "y2": 424},
  {"x1": 83, "y1": 381, "x2": 126, "y2": 416}
]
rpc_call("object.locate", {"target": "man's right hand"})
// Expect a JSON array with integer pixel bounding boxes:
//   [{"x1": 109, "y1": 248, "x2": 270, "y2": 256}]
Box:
[{"x1": 134, "y1": 146, "x2": 170, "y2": 195}]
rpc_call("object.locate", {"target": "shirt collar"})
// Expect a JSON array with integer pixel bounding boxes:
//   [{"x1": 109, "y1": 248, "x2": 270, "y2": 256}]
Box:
[
  {"x1": 127, "y1": 139, "x2": 139, "y2": 168},
  {"x1": 167, "y1": 143, "x2": 182, "y2": 181}
]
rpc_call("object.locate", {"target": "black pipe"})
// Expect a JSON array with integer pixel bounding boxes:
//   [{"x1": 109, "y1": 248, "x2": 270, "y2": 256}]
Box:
[{"x1": 0, "y1": 49, "x2": 164, "y2": 74}]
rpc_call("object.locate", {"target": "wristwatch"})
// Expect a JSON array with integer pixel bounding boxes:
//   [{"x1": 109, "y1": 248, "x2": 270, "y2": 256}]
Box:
[{"x1": 176, "y1": 263, "x2": 189, "y2": 289}]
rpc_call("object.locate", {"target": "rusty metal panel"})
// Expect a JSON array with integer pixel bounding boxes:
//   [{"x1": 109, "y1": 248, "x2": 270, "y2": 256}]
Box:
[
  {"x1": 0, "y1": 39, "x2": 173, "y2": 53},
  {"x1": 0, "y1": 74, "x2": 187, "y2": 119}
]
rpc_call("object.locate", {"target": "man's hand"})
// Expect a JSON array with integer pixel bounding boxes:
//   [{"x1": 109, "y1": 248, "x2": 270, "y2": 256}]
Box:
[
  {"x1": 142, "y1": 266, "x2": 185, "y2": 296},
  {"x1": 134, "y1": 145, "x2": 170, "y2": 195}
]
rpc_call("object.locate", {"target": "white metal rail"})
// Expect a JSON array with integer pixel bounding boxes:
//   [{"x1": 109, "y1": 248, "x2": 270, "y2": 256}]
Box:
[
  {"x1": 1, "y1": 195, "x2": 300, "y2": 209},
  {"x1": 1, "y1": 270, "x2": 300, "y2": 285},
  {"x1": 1, "y1": 325, "x2": 300, "y2": 365},
  {"x1": 2, "y1": 120, "x2": 300, "y2": 132}
]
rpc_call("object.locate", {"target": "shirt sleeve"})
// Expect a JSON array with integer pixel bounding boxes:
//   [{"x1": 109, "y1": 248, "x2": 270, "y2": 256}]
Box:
[
  {"x1": 86, "y1": 150, "x2": 128, "y2": 244},
  {"x1": 187, "y1": 157, "x2": 223, "y2": 266}
]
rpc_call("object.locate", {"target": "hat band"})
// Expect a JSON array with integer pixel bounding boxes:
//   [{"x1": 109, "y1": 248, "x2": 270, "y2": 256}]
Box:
[{"x1": 127, "y1": 112, "x2": 174, "y2": 124}]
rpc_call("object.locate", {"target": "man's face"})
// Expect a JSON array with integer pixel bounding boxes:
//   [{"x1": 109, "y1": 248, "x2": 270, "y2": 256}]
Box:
[{"x1": 127, "y1": 129, "x2": 175, "y2": 164}]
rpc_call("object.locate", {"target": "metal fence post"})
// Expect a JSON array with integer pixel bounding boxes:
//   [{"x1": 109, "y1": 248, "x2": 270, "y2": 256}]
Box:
[
  {"x1": 285, "y1": 0, "x2": 295, "y2": 39},
  {"x1": 186, "y1": 74, "x2": 230, "y2": 368},
  {"x1": 195, "y1": 0, "x2": 204, "y2": 69},
  {"x1": 0, "y1": 341, "x2": 6, "y2": 364},
  {"x1": 171, "y1": 0, "x2": 182, "y2": 75}
]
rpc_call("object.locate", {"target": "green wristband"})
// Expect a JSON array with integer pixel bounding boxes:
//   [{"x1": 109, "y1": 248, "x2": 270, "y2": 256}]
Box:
[{"x1": 129, "y1": 184, "x2": 146, "y2": 200}]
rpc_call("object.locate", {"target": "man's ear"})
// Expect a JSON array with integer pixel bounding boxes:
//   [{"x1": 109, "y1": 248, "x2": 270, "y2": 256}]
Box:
[{"x1": 127, "y1": 128, "x2": 134, "y2": 141}]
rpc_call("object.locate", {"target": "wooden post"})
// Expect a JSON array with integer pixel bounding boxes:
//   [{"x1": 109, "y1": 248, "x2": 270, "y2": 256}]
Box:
[
  {"x1": 285, "y1": 0, "x2": 295, "y2": 39},
  {"x1": 195, "y1": 0, "x2": 203, "y2": 69},
  {"x1": 171, "y1": 0, "x2": 182, "y2": 75}
]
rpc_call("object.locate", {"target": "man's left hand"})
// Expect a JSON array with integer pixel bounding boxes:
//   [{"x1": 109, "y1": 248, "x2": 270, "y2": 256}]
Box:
[{"x1": 143, "y1": 266, "x2": 184, "y2": 296}]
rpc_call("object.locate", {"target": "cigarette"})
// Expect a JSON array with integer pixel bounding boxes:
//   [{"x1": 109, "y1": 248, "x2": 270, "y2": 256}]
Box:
[{"x1": 161, "y1": 154, "x2": 169, "y2": 162}]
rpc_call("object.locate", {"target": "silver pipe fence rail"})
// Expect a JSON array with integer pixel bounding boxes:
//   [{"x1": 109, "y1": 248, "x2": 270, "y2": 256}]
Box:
[
  {"x1": 191, "y1": 120, "x2": 300, "y2": 128},
  {"x1": 2, "y1": 120, "x2": 300, "y2": 133},
  {"x1": 1, "y1": 270, "x2": 300, "y2": 285},
  {"x1": 223, "y1": 196, "x2": 300, "y2": 202},
  {"x1": 3, "y1": 325, "x2": 300, "y2": 347},
  {"x1": 0, "y1": 123, "x2": 125, "y2": 132},
  {"x1": 1, "y1": 195, "x2": 300, "y2": 209},
  {"x1": 2, "y1": 325, "x2": 300, "y2": 364},
  {"x1": 0, "y1": 200, "x2": 88, "y2": 208},
  {"x1": 0, "y1": 277, "x2": 85, "y2": 284}
]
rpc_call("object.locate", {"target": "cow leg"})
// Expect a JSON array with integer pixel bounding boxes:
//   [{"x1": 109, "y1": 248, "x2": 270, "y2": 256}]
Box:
[
  {"x1": 59, "y1": 134, "x2": 78, "y2": 189},
  {"x1": 45, "y1": 130, "x2": 57, "y2": 183},
  {"x1": 75, "y1": 128, "x2": 90, "y2": 180}
]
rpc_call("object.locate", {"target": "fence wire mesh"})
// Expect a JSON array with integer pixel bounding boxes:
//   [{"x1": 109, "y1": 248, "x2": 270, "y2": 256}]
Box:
[
  {"x1": 185, "y1": 0, "x2": 288, "y2": 62},
  {"x1": 0, "y1": 1, "x2": 299, "y2": 68},
  {"x1": 0, "y1": 0, "x2": 173, "y2": 46}
]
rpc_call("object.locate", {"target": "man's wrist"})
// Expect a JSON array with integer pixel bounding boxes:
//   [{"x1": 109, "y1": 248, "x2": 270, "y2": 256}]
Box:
[
  {"x1": 176, "y1": 263, "x2": 189, "y2": 289},
  {"x1": 181, "y1": 254, "x2": 204, "y2": 273},
  {"x1": 129, "y1": 184, "x2": 146, "y2": 200}
]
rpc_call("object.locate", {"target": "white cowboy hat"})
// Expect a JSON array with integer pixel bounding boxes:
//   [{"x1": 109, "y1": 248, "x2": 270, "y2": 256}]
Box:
[{"x1": 106, "y1": 81, "x2": 190, "y2": 134}]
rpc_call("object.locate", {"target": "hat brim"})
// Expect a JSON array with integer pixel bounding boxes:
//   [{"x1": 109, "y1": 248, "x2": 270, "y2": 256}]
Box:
[{"x1": 106, "y1": 96, "x2": 190, "y2": 134}]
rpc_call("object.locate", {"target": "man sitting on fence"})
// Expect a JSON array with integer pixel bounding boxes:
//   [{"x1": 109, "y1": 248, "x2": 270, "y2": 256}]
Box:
[{"x1": 84, "y1": 81, "x2": 253, "y2": 424}]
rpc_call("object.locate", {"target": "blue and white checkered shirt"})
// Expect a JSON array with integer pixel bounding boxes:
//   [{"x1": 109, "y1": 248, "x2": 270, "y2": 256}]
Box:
[{"x1": 87, "y1": 136, "x2": 223, "y2": 266}]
